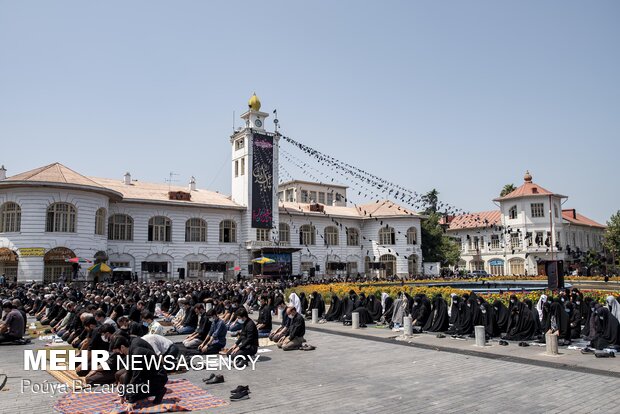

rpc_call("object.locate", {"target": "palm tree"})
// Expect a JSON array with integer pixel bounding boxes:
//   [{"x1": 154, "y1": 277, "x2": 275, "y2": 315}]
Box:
[{"x1": 500, "y1": 183, "x2": 516, "y2": 197}]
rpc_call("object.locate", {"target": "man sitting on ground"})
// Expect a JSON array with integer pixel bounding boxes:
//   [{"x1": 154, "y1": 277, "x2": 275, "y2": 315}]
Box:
[
  {"x1": 227, "y1": 308, "x2": 258, "y2": 364},
  {"x1": 182, "y1": 304, "x2": 209, "y2": 349},
  {"x1": 111, "y1": 336, "x2": 168, "y2": 410},
  {"x1": 142, "y1": 311, "x2": 163, "y2": 335},
  {"x1": 0, "y1": 301, "x2": 24, "y2": 343},
  {"x1": 278, "y1": 306, "x2": 305, "y2": 351},
  {"x1": 256, "y1": 295, "x2": 272, "y2": 338},
  {"x1": 198, "y1": 309, "x2": 227, "y2": 355}
]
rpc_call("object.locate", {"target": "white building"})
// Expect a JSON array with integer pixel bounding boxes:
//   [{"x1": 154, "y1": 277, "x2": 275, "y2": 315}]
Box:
[
  {"x1": 445, "y1": 171, "x2": 606, "y2": 276},
  {"x1": 0, "y1": 94, "x2": 423, "y2": 283}
]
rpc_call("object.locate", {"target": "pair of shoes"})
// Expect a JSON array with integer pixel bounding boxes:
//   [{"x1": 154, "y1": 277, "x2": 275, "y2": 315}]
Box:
[
  {"x1": 300, "y1": 344, "x2": 316, "y2": 351},
  {"x1": 436, "y1": 334, "x2": 446, "y2": 338},
  {"x1": 581, "y1": 347, "x2": 594, "y2": 354},
  {"x1": 518, "y1": 342, "x2": 529, "y2": 347},
  {"x1": 152, "y1": 387, "x2": 167, "y2": 405},
  {"x1": 204, "y1": 374, "x2": 224, "y2": 384},
  {"x1": 231, "y1": 385, "x2": 250, "y2": 394},
  {"x1": 498, "y1": 340, "x2": 509, "y2": 346},
  {"x1": 230, "y1": 388, "x2": 250, "y2": 401}
]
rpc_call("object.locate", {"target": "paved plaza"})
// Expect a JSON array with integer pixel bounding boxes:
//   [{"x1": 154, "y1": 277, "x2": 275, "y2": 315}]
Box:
[{"x1": 1, "y1": 321, "x2": 619, "y2": 414}]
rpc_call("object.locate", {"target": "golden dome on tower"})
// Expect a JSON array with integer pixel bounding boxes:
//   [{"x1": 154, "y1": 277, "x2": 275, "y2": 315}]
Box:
[{"x1": 248, "y1": 93, "x2": 261, "y2": 111}]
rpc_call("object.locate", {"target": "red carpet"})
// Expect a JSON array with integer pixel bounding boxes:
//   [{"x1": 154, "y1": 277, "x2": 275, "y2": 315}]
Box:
[{"x1": 53, "y1": 378, "x2": 228, "y2": 414}]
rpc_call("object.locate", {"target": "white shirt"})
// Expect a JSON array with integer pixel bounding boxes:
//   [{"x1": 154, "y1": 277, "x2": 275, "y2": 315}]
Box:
[
  {"x1": 148, "y1": 320, "x2": 164, "y2": 335},
  {"x1": 141, "y1": 334, "x2": 174, "y2": 355}
]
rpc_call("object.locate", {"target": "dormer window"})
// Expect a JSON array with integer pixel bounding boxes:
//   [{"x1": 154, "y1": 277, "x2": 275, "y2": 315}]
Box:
[{"x1": 508, "y1": 205, "x2": 517, "y2": 219}]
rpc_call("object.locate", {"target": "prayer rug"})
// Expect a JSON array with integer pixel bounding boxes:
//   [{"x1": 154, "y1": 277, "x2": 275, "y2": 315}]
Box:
[
  {"x1": 46, "y1": 363, "x2": 84, "y2": 389},
  {"x1": 258, "y1": 338, "x2": 277, "y2": 347},
  {"x1": 159, "y1": 321, "x2": 173, "y2": 327},
  {"x1": 53, "y1": 378, "x2": 228, "y2": 414}
]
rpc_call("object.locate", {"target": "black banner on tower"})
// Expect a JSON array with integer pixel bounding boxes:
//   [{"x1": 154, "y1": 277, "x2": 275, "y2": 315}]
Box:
[{"x1": 251, "y1": 133, "x2": 274, "y2": 228}]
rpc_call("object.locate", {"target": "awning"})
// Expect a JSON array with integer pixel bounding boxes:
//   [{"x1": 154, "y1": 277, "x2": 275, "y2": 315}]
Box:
[
  {"x1": 251, "y1": 247, "x2": 301, "y2": 254},
  {"x1": 88, "y1": 263, "x2": 112, "y2": 273},
  {"x1": 112, "y1": 267, "x2": 133, "y2": 272}
]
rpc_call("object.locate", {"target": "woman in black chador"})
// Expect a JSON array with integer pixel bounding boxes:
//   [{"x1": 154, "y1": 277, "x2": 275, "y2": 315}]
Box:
[
  {"x1": 423, "y1": 294, "x2": 449, "y2": 332},
  {"x1": 493, "y1": 300, "x2": 511, "y2": 334},
  {"x1": 366, "y1": 294, "x2": 383, "y2": 322},
  {"x1": 504, "y1": 300, "x2": 538, "y2": 341},
  {"x1": 324, "y1": 294, "x2": 343, "y2": 321},
  {"x1": 547, "y1": 300, "x2": 572, "y2": 344},
  {"x1": 589, "y1": 307, "x2": 620, "y2": 350}
]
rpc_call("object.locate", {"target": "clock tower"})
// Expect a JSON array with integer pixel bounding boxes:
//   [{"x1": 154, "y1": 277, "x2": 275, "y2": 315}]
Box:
[{"x1": 230, "y1": 93, "x2": 280, "y2": 259}]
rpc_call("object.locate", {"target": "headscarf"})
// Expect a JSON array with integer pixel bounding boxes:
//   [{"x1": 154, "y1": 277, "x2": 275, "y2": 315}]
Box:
[
  {"x1": 606, "y1": 295, "x2": 620, "y2": 321},
  {"x1": 381, "y1": 292, "x2": 389, "y2": 313},
  {"x1": 288, "y1": 292, "x2": 302, "y2": 314},
  {"x1": 536, "y1": 294, "x2": 547, "y2": 321}
]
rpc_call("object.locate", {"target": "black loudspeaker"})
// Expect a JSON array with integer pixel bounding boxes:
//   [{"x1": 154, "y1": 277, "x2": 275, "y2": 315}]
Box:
[
  {"x1": 309, "y1": 268, "x2": 315, "y2": 277},
  {"x1": 315, "y1": 265, "x2": 321, "y2": 271},
  {"x1": 546, "y1": 260, "x2": 564, "y2": 289},
  {"x1": 178, "y1": 268, "x2": 185, "y2": 279},
  {"x1": 248, "y1": 264, "x2": 254, "y2": 274}
]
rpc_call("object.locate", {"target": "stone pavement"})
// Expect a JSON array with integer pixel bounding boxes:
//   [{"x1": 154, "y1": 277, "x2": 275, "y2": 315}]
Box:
[{"x1": 1, "y1": 325, "x2": 619, "y2": 414}]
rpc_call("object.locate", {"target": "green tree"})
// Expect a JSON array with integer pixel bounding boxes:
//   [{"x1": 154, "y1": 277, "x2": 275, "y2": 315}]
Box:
[
  {"x1": 421, "y1": 189, "x2": 440, "y2": 215},
  {"x1": 421, "y1": 212, "x2": 461, "y2": 266},
  {"x1": 500, "y1": 183, "x2": 516, "y2": 197},
  {"x1": 604, "y1": 210, "x2": 620, "y2": 267}
]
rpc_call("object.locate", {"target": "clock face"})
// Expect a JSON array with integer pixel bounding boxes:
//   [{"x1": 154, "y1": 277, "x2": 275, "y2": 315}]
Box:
[{"x1": 254, "y1": 119, "x2": 263, "y2": 128}]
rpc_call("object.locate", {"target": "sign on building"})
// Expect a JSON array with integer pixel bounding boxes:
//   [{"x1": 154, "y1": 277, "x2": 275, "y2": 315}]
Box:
[{"x1": 251, "y1": 133, "x2": 274, "y2": 229}]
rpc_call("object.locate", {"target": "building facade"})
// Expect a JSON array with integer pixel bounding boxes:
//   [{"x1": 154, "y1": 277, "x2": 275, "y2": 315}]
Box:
[
  {"x1": 0, "y1": 94, "x2": 423, "y2": 283},
  {"x1": 445, "y1": 171, "x2": 606, "y2": 276}
]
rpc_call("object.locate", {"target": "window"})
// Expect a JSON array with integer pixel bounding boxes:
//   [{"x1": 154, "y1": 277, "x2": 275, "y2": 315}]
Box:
[
  {"x1": 187, "y1": 262, "x2": 203, "y2": 277},
  {"x1": 219, "y1": 220, "x2": 237, "y2": 243},
  {"x1": 554, "y1": 204, "x2": 559, "y2": 218},
  {"x1": 406, "y1": 227, "x2": 417, "y2": 245},
  {"x1": 408, "y1": 255, "x2": 418, "y2": 276},
  {"x1": 46, "y1": 203, "x2": 76, "y2": 233},
  {"x1": 235, "y1": 138, "x2": 244, "y2": 150},
  {"x1": 279, "y1": 223, "x2": 290, "y2": 243},
  {"x1": 299, "y1": 224, "x2": 316, "y2": 245},
  {"x1": 240, "y1": 158, "x2": 245, "y2": 176},
  {"x1": 277, "y1": 191, "x2": 284, "y2": 202},
  {"x1": 509, "y1": 205, "x2": 517, "y2": 220},
  {"x1": 148, "y1": 216, "x2": 171, "y2": 242},
  {"x1": 309, "y1": 191, "x2": 317, "y2": 203},
  {"x1": 108, "y1": 214, "x2": 133, "y2": 240},
  {"x1": 534, "y1": 231, "x2": 544, "y2": 246},
  {"x1": 347, "y1": 228, "x2": 359, "y2": 246},
  {"x1": 110, "y1": 261, "x2": 129, "y2": 269},
  {"x1": 95, "y1": 208, "x2": 106, "y2": 235},
  {"x1": 318, "y1": 192, "x2": 326, "y2": 204},
  {"x1": 256, "y1": 228, "x2": 270, "y2": 241},
  {"x1": 301, "y1": 190, "x2": 309, "y2": 203},
  {"x1": 234, "y1": 160, "x2": 239, "y2": 177},
  {"x1": 324, "y1": 226, "x2": 339, "y2": 246},
  {"x1": 509, "y1": 258, "x2": 525, "y2": 276},
  {"x1": 491, "y1": 235, "x2": 500, "y2": 249},
  {"x1": 326, "y1": 193, "x2": 334, "y2": 206},
  {"x1": 470, "y1": 261, "x2": 485, "y2": 271},
  {"x1": 285, "y1": 189, "x2": 294, "y2": 202},
  {"x1": 510, "y1": 233, "x2": 521, "y2": 249},
  {"x1": 0, "y1": 202, "x2": 21, "y2": 233},
  {"x1": 531, "y1": 203, "x2": 544, "y2": 218},
  {"x1": 185, "y1": 218, "x2": 207, "y2": 242},
  {"x1": 379, "y1": 226, "x2": 395, "y2": 245},
  {"x1": 556, "y1": 231, "x2": 561, "y2": 247},
  {"x1": 301, "y1": 262, "x2": 314, "y2": 273}
]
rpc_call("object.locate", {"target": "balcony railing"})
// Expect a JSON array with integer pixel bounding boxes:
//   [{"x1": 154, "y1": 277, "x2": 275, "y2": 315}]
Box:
[{"x1": 245, "y1": 240, "x2": 291, "y2": 250}]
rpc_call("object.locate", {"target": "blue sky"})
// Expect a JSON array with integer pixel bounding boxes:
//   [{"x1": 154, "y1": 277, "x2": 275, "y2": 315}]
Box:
[{"x1": 1, "y1": 1, "x2": 618, "y2": 223}]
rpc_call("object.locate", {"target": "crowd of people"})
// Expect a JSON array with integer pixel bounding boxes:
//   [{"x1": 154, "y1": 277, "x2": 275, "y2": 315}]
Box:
[
  {"x1": 0, "y1": 279, "x2": 311, "y2": 405},
  {"x1": 302, "y1": 288, "x2": 620, "y2": 352}
]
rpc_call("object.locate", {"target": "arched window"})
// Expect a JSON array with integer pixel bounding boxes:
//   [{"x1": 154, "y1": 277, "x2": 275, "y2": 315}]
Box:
[
  {"x1": 299, "y1": 224, "x2": 316, "y2": 245},
  {"x1": 324, "y1": 226, "x2": 339, "y2": 246},
  {"x1": 279, "y1": 223, "x2": 290, "y2": 243},
  {"x1": 46, "y1": 202, "x2": 76, "y2": 233},
  {"x1": 378, "y1": 226, "x2": 395, "y2": 245},
  {"x1": 95, "y1": 208, "x2": 106, "y2": 235},
  {"x1": 509, "y1": 258, "x2": 525, "y2": 276},
  {"x1": 406, "y1": 227, "x2": 417, "y2": 245},
  {"x1": 219, "y1": 220, "x2": 237, "y2": 243},
  {"x1": 148, "y1": 216, "x2": 171, "y2": 242},
  {"x1": 509, "y1": 205, "x2": 517, "y2": 220},
  {"x1": 0, "y1": 202, "x2": 21, "y2": 233},
  {"x1": 185, "y1": 218, "x2": 207, "y2": 242},
  {"x1": 108, "y1": 214, "x2": 133, "y2": 240},
  {"x1": 346, "y1": 228, "x2": 360, "y2": 246}
]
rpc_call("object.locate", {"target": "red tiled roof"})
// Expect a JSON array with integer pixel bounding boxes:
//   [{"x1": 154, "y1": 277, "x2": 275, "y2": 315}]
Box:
[
  {"x1": 562, "y1": 209, "x2": 606, "y2": 229},
  {"x1": 447, "y1": 211, "x2": 502, "y2": 230},
  {"x1": 494, "y1": 181, "x2": 566, "y2": 201}
]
